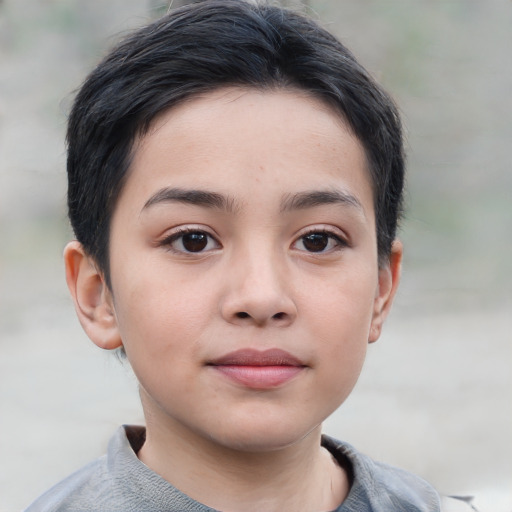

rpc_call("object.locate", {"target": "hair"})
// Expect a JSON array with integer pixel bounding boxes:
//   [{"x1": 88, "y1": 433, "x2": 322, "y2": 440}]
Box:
[{"x1": 67, "y1": 0, "x2": 405, "y2": 286}]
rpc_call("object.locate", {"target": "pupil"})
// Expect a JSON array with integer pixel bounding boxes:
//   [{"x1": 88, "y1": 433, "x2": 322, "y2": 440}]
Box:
[
  {"x1": 303, "y1": 233, "x2": 328, "y2": 252},
  {"x1": 183, "y1": 232, "x2": 208, "y2": 252}
]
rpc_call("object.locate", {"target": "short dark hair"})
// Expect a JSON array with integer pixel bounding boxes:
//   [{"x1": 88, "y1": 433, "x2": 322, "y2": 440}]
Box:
[{"x1": 67, "y1": 0, "x2": 404, "y2": 285}]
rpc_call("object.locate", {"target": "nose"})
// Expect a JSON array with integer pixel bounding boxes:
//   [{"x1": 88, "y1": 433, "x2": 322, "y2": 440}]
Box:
[{"x1": 220, "y1": 248, "x2": 297, "y2": 327}]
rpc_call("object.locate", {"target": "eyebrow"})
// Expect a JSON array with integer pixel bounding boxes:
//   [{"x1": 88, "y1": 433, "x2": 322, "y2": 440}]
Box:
[
  {"x1": 142, "y1": 187, "x2": 364, "y2": 216},
  {"x1": 142, "y1": 187, "x2": 239, "y2": 213},
  {"x1": 280, "y1": 189, "x2": 364, "y2": 214}
]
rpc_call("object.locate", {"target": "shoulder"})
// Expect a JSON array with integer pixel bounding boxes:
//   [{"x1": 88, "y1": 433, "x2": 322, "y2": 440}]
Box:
[
  {"x1": 323, "y1": 435, "x2": 476, "y2": 512},
  {"x1": 440, "y1": 495, "x2": 479, "y2": 512},
  {"x1": 24, "y1": 455, "x2": 112, "y2": 512},
  {"x1": 24, "y1": 425, "x2": 217, "y2": 512},
  {"x1": 24, "y1": 425, "x2": 133, "y2": 512}
]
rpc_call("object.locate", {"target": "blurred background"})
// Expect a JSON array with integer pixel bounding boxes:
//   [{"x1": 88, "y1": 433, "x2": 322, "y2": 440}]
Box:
[{"x1": 0, "y1": 0, "x2": 510, "y2": 510}]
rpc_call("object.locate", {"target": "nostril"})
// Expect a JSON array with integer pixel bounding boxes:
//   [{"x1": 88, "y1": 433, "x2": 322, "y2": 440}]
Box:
[
  {"x1": 236, "y1": 312, "x2": 250, "y2": 319},
  {"x1": 272, "y1": 312, "x2": 286, "y2": 320}
]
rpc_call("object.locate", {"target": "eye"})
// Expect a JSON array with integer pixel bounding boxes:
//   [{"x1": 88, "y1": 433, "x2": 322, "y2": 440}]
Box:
[
  {"x1": 160, "y1": 229, "x2": 220, "y2": 254},
  {"x1": 293, "y1": 230, "x2": 346, "y2": 253}
]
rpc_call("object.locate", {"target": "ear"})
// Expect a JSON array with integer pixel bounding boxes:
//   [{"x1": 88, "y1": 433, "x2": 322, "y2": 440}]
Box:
[
  {"x1": 63, "y1": 241, "x2": 122, "y2": 350},
  {"x1": 368, "y1": 240, "x2": 403, "y2": 343}
]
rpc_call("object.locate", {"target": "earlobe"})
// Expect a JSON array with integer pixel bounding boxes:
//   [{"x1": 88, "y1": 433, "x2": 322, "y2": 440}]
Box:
[
  {"x1": 369, "y1": 240, "x2": 403, "y2": 343},
  {"x1": 64, "y1": 241, "x2": 122, "y2": 350}
]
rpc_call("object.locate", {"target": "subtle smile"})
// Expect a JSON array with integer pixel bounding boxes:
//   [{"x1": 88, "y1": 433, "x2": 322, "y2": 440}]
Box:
[{"x1": 207, "y1": 348, "x2": 307, "y2": 389}]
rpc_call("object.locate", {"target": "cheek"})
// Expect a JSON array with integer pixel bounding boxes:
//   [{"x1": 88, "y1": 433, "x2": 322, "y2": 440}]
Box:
[
  {"x1": 304, "y1": 268, "x2": 377, "y2": 335},
  {"x1": 111, "y1": 266, "x2": 209, "y2": 357},
  {"x1": 313, "y1": 306, "x2": 369, "y2": 409},
  {"x1": 302, "y1": 269, "x2": 376, "y2": 385}
]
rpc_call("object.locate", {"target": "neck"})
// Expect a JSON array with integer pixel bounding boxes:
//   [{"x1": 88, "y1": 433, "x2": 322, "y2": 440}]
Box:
[{"x1": 138, "y1": 408, "x2": 348, "y2": 512}]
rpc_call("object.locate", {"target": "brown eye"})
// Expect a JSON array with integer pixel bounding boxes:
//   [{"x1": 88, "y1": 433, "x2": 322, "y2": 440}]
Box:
[
  {"x1": 182, "y1": 232, "x2": 209, "y2": 252},
  {"x1": 302, "y1": 233, "x2": 329, "y2": 252},
  {"x1": 162, "y1": 229, "x2": 220, "y2": 254},
  {"x1": 293, "y1": 230, "x2": 346, "y2": 253}
]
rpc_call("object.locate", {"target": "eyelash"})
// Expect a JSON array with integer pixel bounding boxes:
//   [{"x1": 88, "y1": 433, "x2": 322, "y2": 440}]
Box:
[
  {"x1": 293, "y1": 228, "x2": 348, "y2": 254},
  {"x1": 157, "y1": 227, "x2": 348, "y2": 255},
  {"x1": 158, "y1": 228, "x2": 221, "y2": 254}
]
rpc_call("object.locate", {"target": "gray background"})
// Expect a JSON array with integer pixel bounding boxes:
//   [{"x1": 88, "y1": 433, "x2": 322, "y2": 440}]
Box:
[{"x1": 1, "y1": 1, "x2": 510, "y2": 510}]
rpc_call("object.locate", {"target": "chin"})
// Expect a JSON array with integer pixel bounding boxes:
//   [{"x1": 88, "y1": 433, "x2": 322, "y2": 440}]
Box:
[{"x1": 209, "y1": 418, "x2": 320, "y2": 454}]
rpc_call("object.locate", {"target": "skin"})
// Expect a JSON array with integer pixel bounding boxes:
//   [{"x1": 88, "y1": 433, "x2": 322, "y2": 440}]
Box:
[{"x1": 64, "y1": 87, "x2": 402, "y2": 512}]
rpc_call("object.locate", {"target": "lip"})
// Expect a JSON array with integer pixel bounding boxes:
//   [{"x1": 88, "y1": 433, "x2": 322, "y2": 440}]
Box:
[{"x1": 207, "y1": 348, "x2": 306, "y2": 389}]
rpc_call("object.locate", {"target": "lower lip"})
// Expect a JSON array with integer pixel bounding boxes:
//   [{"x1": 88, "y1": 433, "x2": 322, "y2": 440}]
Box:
[{"x1": 211, "y1": 365, "x2": 304, "y2": 389}]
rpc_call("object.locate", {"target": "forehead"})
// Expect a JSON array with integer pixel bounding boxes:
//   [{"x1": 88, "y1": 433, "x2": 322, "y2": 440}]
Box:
[
  {"x1": 122, "y1": 87, "x2": 373, "y2": 218},
  {"x1": 144, "y1": 87, "x2": 357, "y2": 154}
]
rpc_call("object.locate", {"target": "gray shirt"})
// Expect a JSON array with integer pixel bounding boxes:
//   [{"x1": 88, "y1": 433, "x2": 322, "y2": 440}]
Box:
[{"x1": 25, "y1": 425, "x2": 455, "y2": 511}]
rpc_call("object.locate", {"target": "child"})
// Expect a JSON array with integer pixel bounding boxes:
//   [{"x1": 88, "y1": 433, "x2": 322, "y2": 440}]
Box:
[{"x1": 26, "y1": 1, "x2": 474, "y2": 511}]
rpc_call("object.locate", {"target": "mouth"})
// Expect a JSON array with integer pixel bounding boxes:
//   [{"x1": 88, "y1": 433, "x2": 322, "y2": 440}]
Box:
[{"x1": 207, "y1": 348, "x2": 307, "y2": 389}]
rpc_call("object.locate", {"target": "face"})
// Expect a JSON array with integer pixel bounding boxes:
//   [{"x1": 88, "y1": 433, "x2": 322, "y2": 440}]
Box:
[{"x1": 105, "y1": 88, "x2": 396, "y2": 452}]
